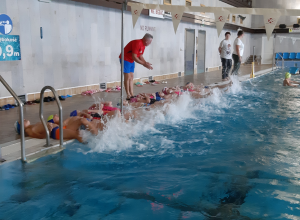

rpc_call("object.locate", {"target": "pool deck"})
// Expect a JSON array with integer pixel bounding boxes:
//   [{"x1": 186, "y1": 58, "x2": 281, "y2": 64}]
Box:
[{"x1": 0, "y1": 64, "x2": 272, "y2": 164}]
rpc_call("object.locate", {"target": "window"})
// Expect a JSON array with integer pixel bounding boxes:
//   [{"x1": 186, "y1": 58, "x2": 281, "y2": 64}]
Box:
[
  {"x1": 164, "y1": 0, "x2": 171, "y2": 5},
  {"x1": 200, "y1": 4, "x2": 205, "y2": 15},
  {"x1": 227, "y1": 14, "x2": 230, "y2": 22},
  {"x1": 232, "y1": 15, "x2": 236, "y2": 23},
  {"x1": 186, "y1": 0, "x2": 191, "y2": 6},
  {"x1": 298, "y1": 18, "x2": 300, "y2": 24}
]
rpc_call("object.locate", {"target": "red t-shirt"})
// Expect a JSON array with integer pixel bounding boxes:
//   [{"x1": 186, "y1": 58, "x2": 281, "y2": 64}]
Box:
[{"x1": 119, "y1": 39, "x2": 145, "y2": 63}]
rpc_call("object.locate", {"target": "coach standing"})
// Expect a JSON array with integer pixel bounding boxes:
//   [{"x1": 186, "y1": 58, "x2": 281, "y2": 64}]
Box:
[
  {"x1": 119, "y1": 33, "x2": 153, "y2": 100},
  {"x1": 219, "y1": 32, "x2": 232, "y2": 81}
]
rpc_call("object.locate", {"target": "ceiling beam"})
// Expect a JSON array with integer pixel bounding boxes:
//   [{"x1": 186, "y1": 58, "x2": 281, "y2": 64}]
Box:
[{"x1": 219, "y1": 0, "x2": 252, "y2": 8}]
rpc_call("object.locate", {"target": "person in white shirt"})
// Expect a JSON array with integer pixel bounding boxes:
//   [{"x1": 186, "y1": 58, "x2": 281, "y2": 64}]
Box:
[
  {"x1": 232, "y1": 30, "x2": 245, "y2": 75},
  {"x1": 219, "y1": 32, "x2": 232, "y2": 81}
]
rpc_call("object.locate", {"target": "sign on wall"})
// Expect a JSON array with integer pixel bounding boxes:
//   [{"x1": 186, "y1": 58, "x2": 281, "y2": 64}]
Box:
[
  {"x1": 289, "y1": 28, "x2": 300, "y2": 33},
  {"x1": 0, "y1": 14, "x2": 21, "y2": 61},
  {"x1": 0, "y1": 14, "x2": 13, "y2": 35},
  {"x1": 149, "y1": 9, "x2": 164, "y2": 19},
  {"x1": 0, "y1": 36, "x2": 21, "y2": 61}
]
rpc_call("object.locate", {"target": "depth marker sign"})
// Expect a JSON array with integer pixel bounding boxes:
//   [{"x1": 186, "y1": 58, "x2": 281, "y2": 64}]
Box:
[{"x1": 0, "y1": 14, "x2": 21, "y2": 61}]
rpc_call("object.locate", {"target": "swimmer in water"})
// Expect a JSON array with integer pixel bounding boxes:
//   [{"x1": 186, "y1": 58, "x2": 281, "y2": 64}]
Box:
[
  {"x1": 283, "y1": 72, "x2": 300, "y2": 87},
  {"x1": 14, "y1": 119, "x2": 84, "y2": 142}
]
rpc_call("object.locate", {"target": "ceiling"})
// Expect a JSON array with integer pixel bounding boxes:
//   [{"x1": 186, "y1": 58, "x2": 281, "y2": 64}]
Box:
[{"x1": 219, "y1": 0, "x2": 252, "y2": 8}]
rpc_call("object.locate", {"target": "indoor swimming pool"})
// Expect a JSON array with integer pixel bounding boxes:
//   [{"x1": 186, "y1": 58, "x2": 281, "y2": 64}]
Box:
[{"x1": 1, "y1": 71, "x2": 300, "y2": 220}]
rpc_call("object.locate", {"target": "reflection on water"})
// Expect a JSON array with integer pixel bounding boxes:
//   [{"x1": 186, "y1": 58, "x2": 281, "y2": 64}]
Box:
[{"x1": 1, "y1": 72, "x2": 300, "y2": 219}]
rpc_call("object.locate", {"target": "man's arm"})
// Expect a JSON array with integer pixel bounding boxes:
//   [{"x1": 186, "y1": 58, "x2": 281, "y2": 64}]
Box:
[
  {"x1": 139, "y1": 54, "x2": 147, "y2": 64},
  {"x1": 132, "y1": 54, "x2": 153, "y2": 70},
  {"x1": 218, "y1": 41, "x2": 222, "y2": 54}
]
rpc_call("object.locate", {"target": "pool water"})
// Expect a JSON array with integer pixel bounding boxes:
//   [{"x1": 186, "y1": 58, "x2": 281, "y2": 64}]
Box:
[{"x1": 1, "y1": 71, "x2": 300, "y2": 219}]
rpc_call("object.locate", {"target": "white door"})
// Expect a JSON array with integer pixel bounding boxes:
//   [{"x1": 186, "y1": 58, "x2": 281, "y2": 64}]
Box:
[{"x1": 261, "y1": 37, "x2": 274, "y2": 64}]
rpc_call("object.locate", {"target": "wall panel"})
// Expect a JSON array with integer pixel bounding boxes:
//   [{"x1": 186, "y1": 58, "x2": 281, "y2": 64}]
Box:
[{"x1": 0, "y1": 0, "x2": 254, "y2": 99}]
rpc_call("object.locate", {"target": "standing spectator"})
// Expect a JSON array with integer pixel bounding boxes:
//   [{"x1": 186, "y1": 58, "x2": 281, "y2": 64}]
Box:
[
  {"x1": 119, "y1": 33, "x2": 153, "y2": 100},
  {"x1": 219, "y1": 32, "x2": 232, "y2": 81},
  {"x1": 232, "y1": 30, "x2": 245, "y2": 75}
]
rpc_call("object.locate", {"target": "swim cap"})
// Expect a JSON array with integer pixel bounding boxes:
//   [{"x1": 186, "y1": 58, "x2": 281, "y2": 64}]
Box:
[
  {"x1": 285, "y1": 72, "x2": 291, "y2": 79},
  {"x1": 47, "y1": 115, "x2": 54, "y2": 123},
  {"x1": 162, "y1": 87, "x2": 168, "y2": 95},
  {"x1": 70, "y1": 110, "x2": 77, "y2": 117},
  {"x1": 14, "y1": 121, "x2": 20, "y2": 135}
]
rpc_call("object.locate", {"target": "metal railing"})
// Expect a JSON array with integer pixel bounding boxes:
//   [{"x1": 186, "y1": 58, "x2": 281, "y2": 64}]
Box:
[
  {"x1": 0, "y1": 75, "x2": 26, "y2": 162},
  {"x1": 39, "y1": 86, "x2": 64, "y2": 147},
  {"x1": 275, "y1": 53, "x2": 284, "y2": 69}
]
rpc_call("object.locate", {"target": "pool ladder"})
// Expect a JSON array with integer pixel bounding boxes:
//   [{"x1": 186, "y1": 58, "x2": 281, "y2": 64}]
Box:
[
  {"x1": 0, "y1": 75, "x2": 25, "y2": 163},
  {"x1": 0, "y1": 79, "x2": 64, "y2": 163},
  {"x1": 39, "y1": 86, "x2": 64, "y2": 148}
]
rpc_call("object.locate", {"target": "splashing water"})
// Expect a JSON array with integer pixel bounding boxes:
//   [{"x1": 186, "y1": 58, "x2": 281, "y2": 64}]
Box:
[{"x1": 81, "y1": 81, "x2": 239, "y2": 154}]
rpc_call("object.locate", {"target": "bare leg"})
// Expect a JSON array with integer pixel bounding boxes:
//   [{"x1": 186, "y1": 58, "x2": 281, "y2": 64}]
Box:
[
  {"x1": 63, "y1": 129, "x2": 83, "y2": 143},
  {"x1": 124, "y1": 73, "x2": 131, "y2": 99},
  {"x1": 129, "y1": 72, "x2": 134, "y2": 97}
]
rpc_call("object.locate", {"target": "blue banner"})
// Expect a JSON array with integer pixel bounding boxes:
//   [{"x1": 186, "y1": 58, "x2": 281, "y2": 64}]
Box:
[{"x1": 0, "y1": 35, "x2": 21, "y2": 61}]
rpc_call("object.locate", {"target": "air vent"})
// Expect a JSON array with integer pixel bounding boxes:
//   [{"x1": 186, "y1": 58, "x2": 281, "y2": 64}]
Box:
[
  {"x1": 149, "y1": 76, "x2": 153, "y2": 81},
  {"x1": 178, "y1": 72, "x2": 182, "y2": 77},
  {"x1": 18, "y1": 95, "x2": 26, "y2": 104},
  {"x1": 100, "y1": 83, "x2": 107, "y2": 90}
]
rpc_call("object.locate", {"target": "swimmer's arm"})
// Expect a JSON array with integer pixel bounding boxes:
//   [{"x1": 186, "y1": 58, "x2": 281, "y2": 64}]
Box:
[
  {"x1": 80, "y1": 118, "x2": 98, "y2": 135},
  {"x1": 144, "y1": 94, "x2": 151, "y2": 103},
  {"x1": 290, "y1": 80, "x2": 300, "y2": 85},
  {"x1": 287, "y1": 81, "x2": 298, "y2": 87},
  {"x1": 78, "y1": 111, "x2": 93, "y2": 119}
]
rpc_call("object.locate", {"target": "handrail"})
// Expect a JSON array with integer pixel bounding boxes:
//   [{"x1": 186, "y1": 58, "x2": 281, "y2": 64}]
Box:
[
  {"x1": 39, "y1": 86, "x2": 64, "y2": 147},
  {"x1": 0, "y1": 75, "x2": 26, "y2": 162},
  {"x1": 275, "y1": 53, "x2": 284, "y2": 69}
]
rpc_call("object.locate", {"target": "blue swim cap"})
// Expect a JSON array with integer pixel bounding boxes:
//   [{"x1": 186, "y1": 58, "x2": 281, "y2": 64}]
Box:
[
  {"x1": 70, "y1": 110, "x2": 77, "y2": 117},
  {"x1": 14, "y1": 121, "x2": 20, "y2": 135}
]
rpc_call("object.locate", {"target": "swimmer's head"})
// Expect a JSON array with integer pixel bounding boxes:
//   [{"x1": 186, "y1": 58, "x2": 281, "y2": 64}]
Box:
[
  {"x1": 47, "y1": 114, "x2": 59, "y2": 124},
  {"x1": 158, "y1": 92, "x2": 165, "y2": 97},
  {"x1": 285, "y1": 72, "x2": 291, "y2": 79},
  {"x1": 186, "y1": 82, "x2": 194, "y2": 89},
  {"x1": 162, "y1": 87, "x2": 168, "y2": 95}
]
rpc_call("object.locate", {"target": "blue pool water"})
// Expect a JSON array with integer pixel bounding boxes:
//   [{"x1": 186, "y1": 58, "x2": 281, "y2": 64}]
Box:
[{"x1": 1, "y1": 71, "x2": 300, "y2": 219}]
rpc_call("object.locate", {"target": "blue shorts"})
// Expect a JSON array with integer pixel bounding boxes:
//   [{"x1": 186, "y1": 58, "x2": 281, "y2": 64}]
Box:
[{"x1": 120, "y1": 59, "x2": 135, "y2": 73}]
